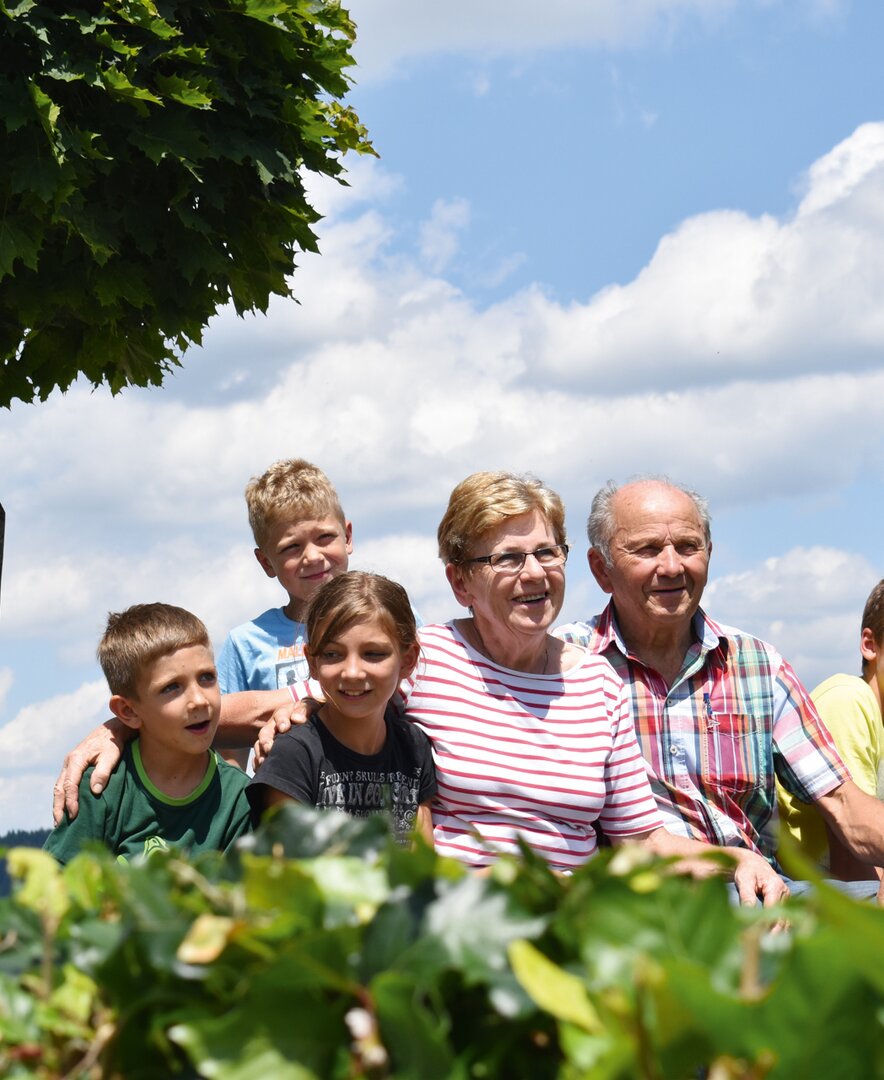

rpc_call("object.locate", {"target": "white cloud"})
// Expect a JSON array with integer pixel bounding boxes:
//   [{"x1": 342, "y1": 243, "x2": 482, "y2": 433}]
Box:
[
  {"x1": 352, "y1": 533, "x2": 458, "y2": 625},
  {"x1": 349, "y1": 0, "x2": 737, "y2": 80},
  {"x1": 528, "y1": 124, "x2": 884, "y2": 390},
  {"x1": 419, "y1": 198, "x2": 471, "y2": 273},
  {"x1": 0, "y1": 772, "x2": 56, "y2": 832},
  {"x1": 0, "y1": 668, "x2": 12, "y2": 715},
  {"x1": 797, "y1": 122, "x2": 884, "y2": 216},
  {"x1": 706, "y1": 546, "x2": 878, "y2": 689},
  {"x1": 0, "y1": 679, "x2": 108, "y2": 773}
]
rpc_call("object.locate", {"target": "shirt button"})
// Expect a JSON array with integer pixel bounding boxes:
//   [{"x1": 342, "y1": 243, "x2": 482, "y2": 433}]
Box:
[{"x1": 669, "y1": 745, "x2": 679, "y2": 756}]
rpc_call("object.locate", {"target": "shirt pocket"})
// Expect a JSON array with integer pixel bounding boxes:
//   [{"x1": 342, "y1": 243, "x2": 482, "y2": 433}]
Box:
[{"x1": 706, "y1": 712, "x2": 767, "y2": 795}]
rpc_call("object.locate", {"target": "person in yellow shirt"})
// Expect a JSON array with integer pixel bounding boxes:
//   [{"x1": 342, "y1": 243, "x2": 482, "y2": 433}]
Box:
[{"x1": 779, "y1": 580, "x2": 884, "y2": 887}]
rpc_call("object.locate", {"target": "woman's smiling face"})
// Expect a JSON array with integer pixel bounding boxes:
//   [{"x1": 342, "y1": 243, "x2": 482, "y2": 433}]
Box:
[{"x1": 449, "y1": 510, "x2": 566, "y2": 641}]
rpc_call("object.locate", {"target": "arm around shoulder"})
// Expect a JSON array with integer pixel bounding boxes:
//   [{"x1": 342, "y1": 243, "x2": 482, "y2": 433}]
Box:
[
  {"x1": 215, "y1": 688, "x2": 293, "y2": 748},
  {"x1": 53, "y1": 717, "x2": 132, "y2": 825},
  {"x1": 45, "y1": 768, "x2": 109, "y2": 864}
]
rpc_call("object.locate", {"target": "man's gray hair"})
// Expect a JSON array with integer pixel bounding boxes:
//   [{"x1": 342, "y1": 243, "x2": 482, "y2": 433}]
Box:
[{"x1": 587, "y1": 476, "x2": 712, "y2": 566}]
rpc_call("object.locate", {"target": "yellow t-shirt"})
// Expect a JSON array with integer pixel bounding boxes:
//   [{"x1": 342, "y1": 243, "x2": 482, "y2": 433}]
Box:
[{"x1": 777, "y1": 674, "x2": 883, "y2": 869}]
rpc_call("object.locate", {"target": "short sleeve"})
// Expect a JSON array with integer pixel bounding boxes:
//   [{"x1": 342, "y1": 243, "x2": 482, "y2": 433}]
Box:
[
  {"x1": 597, "y1": 680, "x2": 662, "y2": 839},
  {"x1": 217, "y1": 633, "x2": 248, "y2": 695},
  {"x1": 773, "y1": 660, "x2": 850, "y2": 802},
  {"x1": 247, "y1": 728, "x2": 319, "y2": 819}
]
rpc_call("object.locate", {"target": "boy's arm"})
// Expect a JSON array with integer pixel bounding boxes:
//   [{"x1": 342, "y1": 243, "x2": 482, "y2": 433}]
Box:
[
  {"x1": 53, "y1": 718, "x2": 132, "y2": 824},
  {"x1": 212, "y1": 689, "x2": 292, "y2": 748},
  {"x1": 823, "y1": 817, "x2": 882, "y2": 882},
  {"x1": 215, "y1": 635, "x2": 257, "y2": 769}
]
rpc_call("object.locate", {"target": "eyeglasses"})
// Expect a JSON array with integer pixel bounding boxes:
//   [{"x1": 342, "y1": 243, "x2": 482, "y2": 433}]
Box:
[{"x1": 462, "y1": 544, "x2": 569, "y2": 575}]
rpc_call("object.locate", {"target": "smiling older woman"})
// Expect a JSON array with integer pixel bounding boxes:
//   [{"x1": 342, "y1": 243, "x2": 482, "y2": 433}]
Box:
[{"x1": 394, "y1": 470, "x2": 669, "y2": 869}]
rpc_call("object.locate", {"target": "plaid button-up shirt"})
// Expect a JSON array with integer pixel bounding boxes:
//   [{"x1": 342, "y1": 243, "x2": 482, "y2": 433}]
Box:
[{"x1": 555, "y1": 604, "x2": 849, "y2": 865}]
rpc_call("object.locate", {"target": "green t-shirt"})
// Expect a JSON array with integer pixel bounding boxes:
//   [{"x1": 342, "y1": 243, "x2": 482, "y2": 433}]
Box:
[{"x1": 44, "y1": 740, "x2": 251, "y2": 864}]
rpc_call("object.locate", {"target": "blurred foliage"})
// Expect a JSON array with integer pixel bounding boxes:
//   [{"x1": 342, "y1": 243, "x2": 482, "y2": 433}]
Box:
[
  {"x1": 0, "y1": 0, "x2": 373, "y2": 407},
  {"x1": 1, "y1": 805, "x2": 881, "y2": 1078},
  {"x1": 0, "y1": 831, "x2": 50, "y2": 898}
]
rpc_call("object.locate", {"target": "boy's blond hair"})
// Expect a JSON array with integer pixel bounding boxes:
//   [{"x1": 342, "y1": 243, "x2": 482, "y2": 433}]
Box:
[
  {"x1": 245, "y1": 458, "x2": 345, "y2": 549},
  {"x1": 98, "y1": 603, "x2": 210, "y2": 698}
]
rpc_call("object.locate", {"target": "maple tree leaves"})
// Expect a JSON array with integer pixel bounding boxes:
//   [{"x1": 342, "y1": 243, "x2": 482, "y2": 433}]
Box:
[{"x1": 0, "y1": 0, "x2": 373, "y2": 406}]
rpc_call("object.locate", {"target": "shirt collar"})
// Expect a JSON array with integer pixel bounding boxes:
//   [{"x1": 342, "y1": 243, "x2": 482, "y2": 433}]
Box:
[{"x1": 600, "y1": 600, "x2": 727, "y2": 664}]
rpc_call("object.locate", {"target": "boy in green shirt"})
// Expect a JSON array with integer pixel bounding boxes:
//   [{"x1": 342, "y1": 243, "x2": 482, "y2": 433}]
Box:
[{"x1": 45, "y1": 603, "x2": 251, "y2": 864}]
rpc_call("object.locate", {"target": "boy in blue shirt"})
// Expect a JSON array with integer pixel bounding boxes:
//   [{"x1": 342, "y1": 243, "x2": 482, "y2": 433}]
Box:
[
  {"x1": 45, "y1": 604, "x2": 251, "y2": 863},
  {"x1": 217, "y1": 459, "x2": 353, "y2": 767}
]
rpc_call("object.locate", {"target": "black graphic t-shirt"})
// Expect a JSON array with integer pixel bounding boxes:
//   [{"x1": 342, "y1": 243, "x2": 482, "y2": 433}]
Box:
[{"x1": 248, "y1": 709, "x2": 437, "y2": 842}]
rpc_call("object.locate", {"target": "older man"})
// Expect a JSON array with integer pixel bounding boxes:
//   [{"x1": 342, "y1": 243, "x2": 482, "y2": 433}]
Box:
[{"x1": 556, "y1": 477, "x2": 883, "y2": 901}]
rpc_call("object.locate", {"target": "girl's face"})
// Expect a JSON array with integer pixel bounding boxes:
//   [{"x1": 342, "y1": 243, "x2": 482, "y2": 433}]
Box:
[{"x1": 306, "y1": 615, "x2": 418, "y2": 724}]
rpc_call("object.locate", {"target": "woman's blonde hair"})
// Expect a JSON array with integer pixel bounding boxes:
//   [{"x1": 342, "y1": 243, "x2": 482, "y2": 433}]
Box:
[{"x1": 437, "y1": 471, "x2": 566, "y2": 566}]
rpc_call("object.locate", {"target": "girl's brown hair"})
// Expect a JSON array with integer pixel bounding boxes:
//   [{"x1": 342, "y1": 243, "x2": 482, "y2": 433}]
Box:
[{"x1": 305, "y1": 571, "x2": 417, "y2": 658}]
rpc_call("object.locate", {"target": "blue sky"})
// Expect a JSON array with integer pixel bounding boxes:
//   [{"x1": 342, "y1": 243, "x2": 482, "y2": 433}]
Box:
[{"x1": 2, "y1": 0, "x2": 883, "y2": 831}]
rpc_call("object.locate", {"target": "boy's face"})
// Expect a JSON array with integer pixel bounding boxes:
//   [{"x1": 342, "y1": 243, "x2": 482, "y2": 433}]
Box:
[
  {"x1": 112, "y1": 644, "x2": 221, "y2": 757},
  {"x1": 255, "y1": 515, "x2": 353, "y2": 620}
]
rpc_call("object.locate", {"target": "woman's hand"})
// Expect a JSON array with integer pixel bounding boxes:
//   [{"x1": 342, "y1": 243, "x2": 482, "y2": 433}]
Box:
[
  {"x1": 252, "y1": 698, "x2": 318, "y2": 767},
  {"x1": 53, "y1": 718, "x2": 132, "y2": 824}
]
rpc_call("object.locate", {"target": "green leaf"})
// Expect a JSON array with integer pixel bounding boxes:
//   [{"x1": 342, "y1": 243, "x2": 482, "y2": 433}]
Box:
[
  {"x1": 169, "y1": 1020, "x2": 320, "y2": 1080},
  {"x1": 302, "y1": 856, "x2": 390, "y2": 927},
  {"x1": 0, "y1": 219, "x2": 42, "y2": 278},
  {"x1": 102, "y1": 67, "x2": 162, "y2": 104},
  {"x1": 508, "y1": 940, "x2": 603, "y2": 1033},
  {"x1": 238, "y1": 0, "x2": 293, "y2": 25},
  {"x1": 154, "y1": 74, "x2": 214, "y2": 109},
  {"x1": 26, "y1": 83, "x2": 61, "y2": 147},
  {"x1": 6, "y1": 848, "x2": 70, "y2": 925},
  {"x1": 421, "y1": 874, "x2": 547, "y2": 983},
  {"x1": 372, "y1": 970, "x2": 455, "y2": 1080},
  {"x1": 48, "y1": 964, "x2": 99, "y2": 1026},
  {"x1": 177, "y1": 914, "x2": 238, "y2": 965}
]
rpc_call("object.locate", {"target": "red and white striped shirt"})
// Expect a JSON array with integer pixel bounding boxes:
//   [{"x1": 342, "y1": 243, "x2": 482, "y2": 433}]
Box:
[{"x1": 397, "y1": 623, "x2": 661, "y2": 872}]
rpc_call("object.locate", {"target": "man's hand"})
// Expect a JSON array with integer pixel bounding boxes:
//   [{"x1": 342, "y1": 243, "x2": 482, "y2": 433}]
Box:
[
  {"x1": 252, "y1": 698, "x2": 318, "y2": 767},
  {"x1": 52, "y1": 718, "x2": 131, "y2": 824},
  {"x1": 730, "y1": 849, "x2": 791, "y2": 907},
  {"x1": 641, "y1": 828, "x2": 790, "y2": 907}
]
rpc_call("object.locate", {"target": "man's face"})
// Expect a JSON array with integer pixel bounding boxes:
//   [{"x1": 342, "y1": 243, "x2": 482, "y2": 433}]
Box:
[{"x1": 589, "y1": 483, "x2": 711, "y2": 638}]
